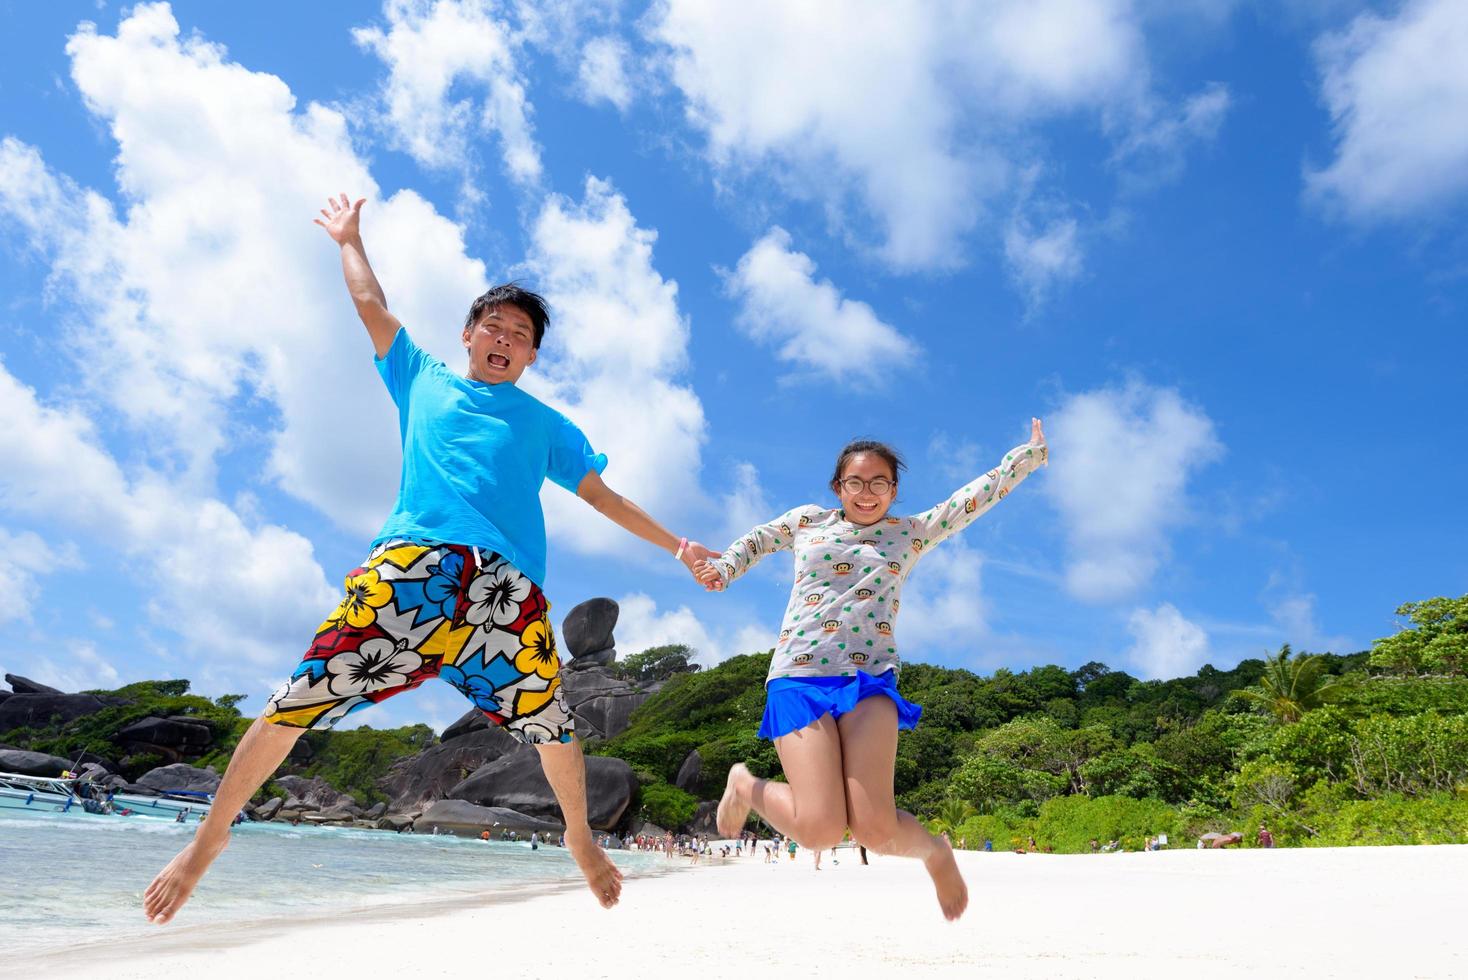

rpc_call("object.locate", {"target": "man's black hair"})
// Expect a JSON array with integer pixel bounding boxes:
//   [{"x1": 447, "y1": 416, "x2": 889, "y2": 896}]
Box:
[{"x1": 464, "y1": 282, "x2": 550, "y2": 348}]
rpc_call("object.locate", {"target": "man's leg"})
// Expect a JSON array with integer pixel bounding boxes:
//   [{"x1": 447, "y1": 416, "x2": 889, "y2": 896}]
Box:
[
  {"x1": 144, "y1": 716, "x2": 303, "y2": 923},
  {"x1": 535, "y1": 738, "x2": 623, "y2": 909}
]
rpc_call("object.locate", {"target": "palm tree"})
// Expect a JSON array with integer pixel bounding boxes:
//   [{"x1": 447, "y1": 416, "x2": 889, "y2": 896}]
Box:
[
  {"x1": 1233, "y1": 644, "x2": 1354, "y2": 723},
  {"x1": 931, "y1": 798, "x2": 977, "y2": 837}
]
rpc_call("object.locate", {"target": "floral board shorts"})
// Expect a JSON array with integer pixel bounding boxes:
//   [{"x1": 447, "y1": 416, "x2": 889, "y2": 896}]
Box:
[{"x1": 263, "y1": 539, "x2": 573, "y2": 743}]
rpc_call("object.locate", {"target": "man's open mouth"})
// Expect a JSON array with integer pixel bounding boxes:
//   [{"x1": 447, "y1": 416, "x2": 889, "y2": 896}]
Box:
[{"x1": 487, "y1": 353, "x2": 511, "y2": 369}]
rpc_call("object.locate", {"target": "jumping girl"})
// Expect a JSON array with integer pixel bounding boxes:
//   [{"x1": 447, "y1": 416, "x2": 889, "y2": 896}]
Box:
[{"x1": 694, "y1": 419, "x2": 1048, "y2": 919}]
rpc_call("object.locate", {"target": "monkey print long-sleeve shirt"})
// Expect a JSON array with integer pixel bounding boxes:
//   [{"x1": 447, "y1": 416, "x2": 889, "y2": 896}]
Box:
[{"x1": 711, "y1": 442, "x2": 1048, "y2": 683}]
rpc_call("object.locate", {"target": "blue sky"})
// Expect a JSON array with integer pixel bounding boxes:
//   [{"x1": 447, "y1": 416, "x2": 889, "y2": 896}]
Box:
[{"x1": 1, "y1": 1, "x2": 1464, "y2": 733}]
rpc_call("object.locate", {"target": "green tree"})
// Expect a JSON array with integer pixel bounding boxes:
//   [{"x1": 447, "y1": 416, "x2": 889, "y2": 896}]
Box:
[
  {"x1": 1232, "y1": 645, "x2": 1354, "y2": 724},
  {"x1": 1370, "y1": 595, "x2": 1468, "y2": 676},
  {"x1": 930, "y1": 798, "x2": 977, "y2": 837},
  {"x1": 615, "y1": 644, "x2": 702, "y2": 684}
]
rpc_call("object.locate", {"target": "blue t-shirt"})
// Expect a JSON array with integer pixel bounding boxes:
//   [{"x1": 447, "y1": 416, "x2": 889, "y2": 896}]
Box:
[{"x1": 372, "y1": 327, "x2": 606, "y2": 586}]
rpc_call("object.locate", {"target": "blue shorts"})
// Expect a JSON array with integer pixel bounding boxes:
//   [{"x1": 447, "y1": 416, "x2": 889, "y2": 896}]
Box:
[{"x1": 758, "y1": 670, "x2": 923, "y2": 741}]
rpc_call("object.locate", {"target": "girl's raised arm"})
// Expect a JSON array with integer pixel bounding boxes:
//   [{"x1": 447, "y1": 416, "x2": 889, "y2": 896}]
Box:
[{"x1": 910, "y1": 419, "x2": 1048, "y2": 552}]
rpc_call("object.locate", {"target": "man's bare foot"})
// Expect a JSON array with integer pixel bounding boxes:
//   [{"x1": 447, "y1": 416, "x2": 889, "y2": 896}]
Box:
[
  {"x1": 924, "y1": 836, "x2": 969, "y2": 921},
  {"x1": 567, "y1": 833, "x2": 623, "y2": 909},
  {"x1": 144, "y1": 833, "x2": 229, "y2": 924},
  {"x1": 716, "y1": 763, "x2": 754, "y2": 838}
]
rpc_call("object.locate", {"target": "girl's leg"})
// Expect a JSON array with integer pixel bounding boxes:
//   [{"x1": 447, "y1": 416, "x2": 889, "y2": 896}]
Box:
[
  {"x1": 837, "y1": 696, "x2": 968, "y2": 920},
  {"x1": 716, "y1": 715, "x2": 847, "y2": 850}
]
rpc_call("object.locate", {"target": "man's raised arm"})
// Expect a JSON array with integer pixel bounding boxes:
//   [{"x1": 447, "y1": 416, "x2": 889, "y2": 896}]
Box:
[{"x1": 313, "y1": 193, "x2": 401, "y2": 357}]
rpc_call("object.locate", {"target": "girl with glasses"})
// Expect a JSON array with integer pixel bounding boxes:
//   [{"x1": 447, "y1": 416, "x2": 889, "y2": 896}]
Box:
[{"x1": 693, "y1": 418, "x2": 1047, "y2": 919}]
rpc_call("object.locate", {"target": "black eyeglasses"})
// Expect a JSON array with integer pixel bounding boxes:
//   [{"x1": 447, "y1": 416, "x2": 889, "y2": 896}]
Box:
[{"x1": 838, "y1": 477, "x2": 894, "y2": 495}]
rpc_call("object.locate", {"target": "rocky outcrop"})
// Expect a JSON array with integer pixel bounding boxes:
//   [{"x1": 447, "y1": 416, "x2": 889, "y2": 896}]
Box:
[
  {"x1": 0, "y1": 748, "x2": 73, "y2": 776},
  {"x1": 675, "y1": 750, "x2": 703, "y2": 794},
  {"x1": 417, "y1": 799, "x2": 565, "y2": 837},
  {"x1": 448, "y1": 751, "x2": 638, "y2": 831},
  {"x1": 689, "y1": 800, "x2": 719, "y2": 837},
  {"x1": 116, "y1": 717, "x2": 214, "y2": 754},
  {"x1": 4, "y1": 674, "x2": 62, "y2": 695},
  {"x1": 363, "y1": 802, "x2": 387, "y2": 820},
  {"x1": 441, "y1": 708, "x2": 491, "y2": 742},
  {"x1": 136, "y1": 763, "x2": 221, "y2": 795},
  {"x1": 561, "y1": 667, "x2": 651, "y2": 741},
  {"x1": 378, "y1": 725, "x2": 522, "y2": 812},
  {"x1": 274, "y1": 775, "x2": 354, "y2": 810},
  {"x1": 0, "y1": 693, "x2": 106, "y2": 732},
  {"x1": 256, "y1": 797, "x2": 284, "y2": 821},
  {"x1": 562, "y1": 598, "x2": 618, "y2": 658}
]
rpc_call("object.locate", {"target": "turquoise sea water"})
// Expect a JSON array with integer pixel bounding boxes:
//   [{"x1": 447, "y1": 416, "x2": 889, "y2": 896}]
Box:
[{"x1": 0, "y1": 807, "x2": 668, "y2": 957}]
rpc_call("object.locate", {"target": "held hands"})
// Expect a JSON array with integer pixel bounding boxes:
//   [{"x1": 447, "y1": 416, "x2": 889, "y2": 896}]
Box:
[
  {"x1": 313, "y1": 193, "x2": 366, "y2": 244},
  {"x1": 676, "y1": 540, "x2": 726, "y2": 592},
  {"x1": 692, "y1": 558, "x2": 725, "y2": 592}
]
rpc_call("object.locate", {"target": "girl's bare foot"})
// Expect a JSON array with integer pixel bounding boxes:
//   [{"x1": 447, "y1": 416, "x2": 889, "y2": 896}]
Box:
[
  {"x1": 567, "y1": 833, "x2": 623, "y2": 909},
  {"x1": 924, "y1": 836, "x2": 968, "y2": 921},
  {"x1": 716, "y1": 763, "x2": 754, "y2": 838},
  {"x1": 143, "y1": 833, "x2": 230, "y2": 924}
]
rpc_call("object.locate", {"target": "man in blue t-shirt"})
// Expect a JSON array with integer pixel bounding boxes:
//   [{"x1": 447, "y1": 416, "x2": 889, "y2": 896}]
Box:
[{"x1": 145, "y1": 194, "x2": 717, "y2": 924}]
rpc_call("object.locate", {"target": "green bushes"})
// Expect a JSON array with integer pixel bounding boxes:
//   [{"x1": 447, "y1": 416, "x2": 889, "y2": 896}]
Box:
[
  {"x1": 1034, "y1": 795, "x2": 1183, "y2": 853},
  {"x1": 638, "y1": 782, "x2": 698, "y2": 829}
]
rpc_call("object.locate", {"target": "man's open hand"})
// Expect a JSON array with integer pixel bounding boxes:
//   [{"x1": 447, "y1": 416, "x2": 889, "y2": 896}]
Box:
[{"x1": 313, "y1": 193, "x2": 365, "y2": 244}]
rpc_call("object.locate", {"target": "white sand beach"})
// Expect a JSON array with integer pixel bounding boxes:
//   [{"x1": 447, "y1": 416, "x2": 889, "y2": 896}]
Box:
[{"x1": 16, "y1": 844, "x2": 1465, "y2": 980}]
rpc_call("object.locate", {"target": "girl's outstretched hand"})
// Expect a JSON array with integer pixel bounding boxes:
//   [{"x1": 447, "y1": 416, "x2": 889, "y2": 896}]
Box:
[
  {"x1": 1031, "y1": 416, "x2": 1046, "y2": 447},
  {"x1": 678, "y1": 542, "x2": 725, "y2": 591}
]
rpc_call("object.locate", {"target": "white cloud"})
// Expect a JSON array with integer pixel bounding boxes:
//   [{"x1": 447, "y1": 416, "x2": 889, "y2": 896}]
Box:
[
  {"x1": 1004, "y1": 216, "x2": 1083, "y2": 306},
  {"x1": 614, "y1": 592, "x2": 773, "y2": 667},
  {"x1": 353, "y1": 0, "x2": 542, "y2": 187},
  {"x1": 1111, "y1": 81, "x2": 1232, "y2": 187},
  {"x1": 724, "y1": 227, "x2": 917, "y2": 380},
  {"x1": 578, "y1": 35, "x2": 633, "y2": 111},
  {"x1": 650, "y1": 0, "x2": 1217, "y2": 271},
  {"x1": 0, "y1": 362, "x2": 336, "y2": 669},
  {"x1": 1307, "y1": 0, "x2": 1468, "y2": 221},
  {"x1": 1125, "y1": 602, "x2": 1211, "y2": 679},
  {"x1": 523, "y1": 176, "x2": 709, "y2": 557},
  {"x1": 899, "y1": 538, "x2": 988, "y2": 650},
  {"x1": 0, "y1": 529, "x2": 79, "y2": 625},
  {"x1": 1045, "y1": 379, "x2": 1223, "y2": 603}
]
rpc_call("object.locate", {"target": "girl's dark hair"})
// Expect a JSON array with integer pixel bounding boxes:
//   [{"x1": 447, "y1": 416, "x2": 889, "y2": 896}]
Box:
[
  {"x1": 464, "y1": 281, "x2": 550, "y2": 348},
  {"x1": 830, "y1": 439, "x2": 906, "y2": 491}
]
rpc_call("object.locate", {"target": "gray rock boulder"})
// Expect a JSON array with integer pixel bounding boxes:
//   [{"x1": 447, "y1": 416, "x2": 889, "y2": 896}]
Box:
[
  {"x1": 4, "y1": 674, "x2": 62, "y2": 695},
  {"x1": 562, "y1": 598, "x2": 618, "y2": 658},
  {"x1": 256, "y1": 797, "x2": 284, "y2": 821},
  {"x1": 565, "y1": 647, "x2": 616, "y2": 669},
  {"x1": 561, "y1": 666, "x2": 652, "y2": 741},
  {"x1": 78, "y1": 763, "x2": 112, "y2": 782},
  {"x1": 378, "y1": 725, "x2": 522, "y2": 812},
  {"x1": 275, "y1": 775, "x2": 354, "y2": 810},
  {"x1": 448, "y1": 751, "x2": 637, "y2": 830},
  {"x1": 417, "y1": 799, "x2": 565, "y2": 837},
  {"x1": 136, "y1": 763, "x2": 222, "y2": 795},
  {"x1": 289, "y1": 739, "x2": 313, "y2": 762},
  {"x1": 363, "y1": 802, "x2": 387, "y2": 820},
  {"x1": 675, "y1": 749, "x2": 703, "y2": 794},
  {"x1": 441, "y1": 708, "x2": 491, "y2": 742},
  {"x1": 116, "y1": 717, "x2": 214, "y2": 752},
  {"x1": 689, "y1": 800, "x2": 720, "y2": 837},
  {"x1": 0, "y1": 748, "x2": 73, "y2": 776},
  {"x1": 0, "y1": 692, "x2": 10, "y2": 705},
  {"x1": 0, "y1": 693, "x2": 106, "y2": 731},
  {"x1": 632, "y1": 821, "x2": 668, "y2": 839}
]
